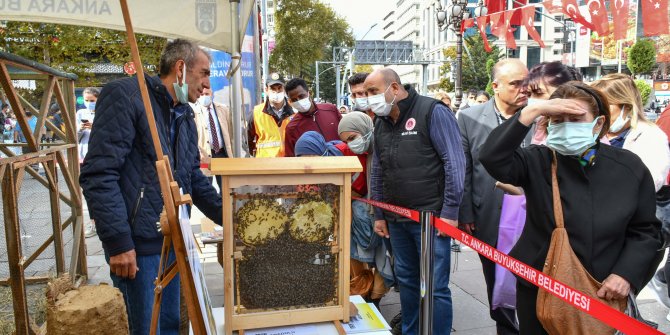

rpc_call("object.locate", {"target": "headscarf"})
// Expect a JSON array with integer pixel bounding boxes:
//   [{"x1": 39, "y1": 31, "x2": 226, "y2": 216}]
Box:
[
  {"x1": 295, "y1": 131, "x2": 343, "y2": 157},
  {"x1": 338, "y1": 111, "x2": 374, "y2": 137}
]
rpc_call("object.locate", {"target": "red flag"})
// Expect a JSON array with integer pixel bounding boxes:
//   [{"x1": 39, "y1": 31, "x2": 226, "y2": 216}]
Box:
[
  {"x1": 641, "y1": 0, "x2": 670, "y2": 36},
  {"x1": 586, "y1": 0, "x2": 610, "y2": 36},
  {"x1": 611, "y1": 0, "x2": 630, "y2": 40},
  {"x1": 543, "y1": 0, "x2": 563, "y2": 13},
  {"x1": 562, "y1": 0, "x2": 596, "y2": 30},
  {"x1": 522, "y1": 6, "x2": 546, "y2": 47},
  {"x1": 486, "y1": 0, "x2": 505, "y2": 13},
  {"x1": 476, "y1": 16, "x2": 493, "y2": 52},
  {"x1": 504, "y1": 9, "x2": 518, "y2": 49},
  {"x1": 461, "y1": 18, "x2": 476, "y2": 33},
  {"x1": 510, "y1": 0, "x2": 528, "y2": 25},
  {"x1": 489, "y1": 12, "x2": 506, "y2": 38}
]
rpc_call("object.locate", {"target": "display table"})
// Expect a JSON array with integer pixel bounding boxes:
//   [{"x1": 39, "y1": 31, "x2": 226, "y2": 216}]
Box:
[{"x1": 190, "y1": 296, "x2": 392, "y2": 335}]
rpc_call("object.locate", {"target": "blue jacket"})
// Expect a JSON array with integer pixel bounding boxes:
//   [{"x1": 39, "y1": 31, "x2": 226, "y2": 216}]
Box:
[{"x1": 80, "y1": 75, "x2": 222, "y2": 256}]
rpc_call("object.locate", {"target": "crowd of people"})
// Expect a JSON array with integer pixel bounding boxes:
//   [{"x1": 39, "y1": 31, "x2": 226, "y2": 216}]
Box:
[{"x1": 74, "y1": 37, "x2": 668, "y2": 335}]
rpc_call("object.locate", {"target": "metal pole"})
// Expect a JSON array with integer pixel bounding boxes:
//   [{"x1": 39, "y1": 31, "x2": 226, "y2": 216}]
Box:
[
  {"x1": 336, "y1": 65, "x2": 341, "y2": 106},
  {"x1": 454, "y1": 31, "x2": 463, "y2": 110},
  {"x1": 422, "y1": 64, "x2": 429, "y2": 95},
  {"x1": 230, "y1": 0, "x2": 243, "y2": 157},
  {"x1": 315, "y1": 61, "x2": 320, "y2": 101},
  {"x1": 260, "y1": 0, "x2": 270, "y2": 86},
  {"x1": 253, "y1": 2, "x2": 263, "y2": 102},
  {"x1": 617, "y1": 41, "x2": 623, "y2": 73},
  {"x1": 419, "y1": 211, "x2": 435, "y2": 335}
]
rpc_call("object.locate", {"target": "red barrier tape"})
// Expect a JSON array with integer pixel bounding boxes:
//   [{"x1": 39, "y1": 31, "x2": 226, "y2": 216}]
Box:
[{"x1": 354, "y1": 197, "x2": 662, "y2": 335}]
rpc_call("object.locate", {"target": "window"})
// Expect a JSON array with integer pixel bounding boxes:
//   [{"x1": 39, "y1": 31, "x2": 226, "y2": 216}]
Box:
[
  {"x1": 554, "y1": 27, "x2": 563, "y2": 33},
  {"x1": 267, "y1": 15, "x2": 274, "y2": 25},
  {"x1": 553, "y1": 49, "x2": 562, "y2": 55},
  {"x1": 534, "y1": 7, "x2": 543, "y2": 22},
  {"x1": 513, "y1": 27, "x2": 521, "y2": 39},
  {"x1": 527, "y1": 47, "x2": 541, "y2": 68},
  {"x1": 535, "y1": 26, "x2": 542, "y2": 37},
  {"x1": 554, "y1": 15, "x2": 562, "y2": 21},
  {"x1": 554, "y1": 39, "x2": 562, "y2": 44}
]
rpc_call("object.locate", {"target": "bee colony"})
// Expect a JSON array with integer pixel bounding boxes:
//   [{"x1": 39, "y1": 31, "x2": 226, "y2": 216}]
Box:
[{"x1": 210, "y1": 157, "x2": 362, "y2": 335}]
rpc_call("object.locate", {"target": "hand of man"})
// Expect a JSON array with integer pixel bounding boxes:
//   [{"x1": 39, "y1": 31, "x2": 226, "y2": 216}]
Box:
[
  {"x1": 438, "y1": 218, "x2": 458, "y2": 237},
  {"x1": 374, "y1": 220, "x2": 389, "y2": 238},
  {"x1": 109, "y1": 249, "x2": 139, "y2": 280},
  {"x1": 458, "y1": 222, "x2": 476, "y2": 235},
  {"x1": 596, "y1": 274, "x2": 630, "y2": 300}
]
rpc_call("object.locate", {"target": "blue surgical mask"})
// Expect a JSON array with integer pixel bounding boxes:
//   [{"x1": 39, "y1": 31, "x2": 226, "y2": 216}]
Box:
[
  {"x1": 527, "y1": 98, "x2": 542, "y2": 106},
  {"x1": 609, "y1": 106, "x2": 629, "y2": 133},
  {"x1": 368, "y1": 85, "x2": 395, "y2": 117},
  {"x1": 198, "y1": 95, "x2": 212, "y2": 107},
  {"x1": 353, "y1": 97, "x2": 369, "y2": 111},
  {"x1": 348, "y1": 131, "x2": 373, "y2": 154},
  {"x1": 173, "y1": 63, "x2": 189, "y2": 104},
  {"x1": 546, "y1": 117, "x2": 602, "y2": 156},
  {"x1": 84, "y1": 101, "x2": 96, "y2": 111}
]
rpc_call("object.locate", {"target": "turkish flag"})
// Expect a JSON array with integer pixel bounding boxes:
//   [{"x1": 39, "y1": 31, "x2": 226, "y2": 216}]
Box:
[
  {"x1": 562, "y1": 0, "x2": 596, "y2": 30},
  {"x1": 489, "y1": 12, "x2": 506, "y2": 38},
  {"x1": 461, "y1": 18, "x2": 476, "y2": 33},
  {"x1": 476, "y1": 16, "x2": 493, "y2": 52},
  {"x1": 522, "y1": 6, "x2": 546, "y2": 47},
  {"x1": 587, "y1": 0, "x2": 610, "y2": 36},
  {"x1": 504, "y1": 9, "x2": 518, "y2": 49},
  {"x1": 543, "y1": 0, "x2": 563, "y2": 13},
  {"x1": 510, "y1": 0, "x2": 528, "y2": 25},
  {"x1": 611, "y1": 0, "x2": 630, "y2": 40},
  {"x1": 486, "y1": 0, "x2": 505, "y2": 13},
  {"x1": 641, "y1": 0, "x2": 670, "y2": 36}
]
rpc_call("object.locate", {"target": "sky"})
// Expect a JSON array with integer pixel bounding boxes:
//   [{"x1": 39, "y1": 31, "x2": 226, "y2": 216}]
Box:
[{"x1": 319, "y1": 0, "x2": 390, "y2": 40}]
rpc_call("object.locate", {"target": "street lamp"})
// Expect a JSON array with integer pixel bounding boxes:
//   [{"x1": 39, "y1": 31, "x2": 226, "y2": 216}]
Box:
[
  {"x1": 435, "y1": 0, "x2": 486, "y2": 111},
  {"x1": 360, "y1": 23, "x2": 378, "y2": 40}
]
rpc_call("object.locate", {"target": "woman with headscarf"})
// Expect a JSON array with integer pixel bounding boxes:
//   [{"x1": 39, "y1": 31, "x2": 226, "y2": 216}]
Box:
[
  {"x1": 337, "y1": 112, "x2": 394, "y2": 312},
  {"x1": 294, "y1": 131, "x2": 343, "y2": 157}
]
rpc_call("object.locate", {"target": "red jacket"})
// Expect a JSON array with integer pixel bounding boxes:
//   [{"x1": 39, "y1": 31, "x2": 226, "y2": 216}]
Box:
[
  {"x1": 284, "y1": 103, "x2": 342, "y2": 157},
  {"x1": 335, "y1": 142, "x2": 368, "y2": 196}
]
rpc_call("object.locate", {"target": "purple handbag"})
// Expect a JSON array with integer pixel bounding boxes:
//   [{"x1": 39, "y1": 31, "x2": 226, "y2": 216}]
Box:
[{"x1": 492, "y1": 194, "x2": 526, "y2": 310}]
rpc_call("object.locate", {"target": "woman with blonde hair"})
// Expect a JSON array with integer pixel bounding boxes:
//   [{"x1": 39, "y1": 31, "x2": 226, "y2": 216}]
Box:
[{"x1": 591, "y1": 73, "x2": 670, "y2": 191}]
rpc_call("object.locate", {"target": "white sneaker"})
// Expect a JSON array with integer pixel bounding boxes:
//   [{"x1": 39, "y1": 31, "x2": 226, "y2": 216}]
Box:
[{"x1": 84, "y1": 221, "x2": 97, "y2": 238}]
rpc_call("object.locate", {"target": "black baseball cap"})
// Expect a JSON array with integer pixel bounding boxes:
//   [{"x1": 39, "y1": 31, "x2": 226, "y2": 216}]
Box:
[{"x1": 266, "y1": 72, "x2": 285, "y2": 87}]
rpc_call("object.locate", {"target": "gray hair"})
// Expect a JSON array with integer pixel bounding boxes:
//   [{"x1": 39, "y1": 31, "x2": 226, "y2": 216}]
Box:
[{"x1": 159, "y1": 39, "x2": 211, "y2": 77}]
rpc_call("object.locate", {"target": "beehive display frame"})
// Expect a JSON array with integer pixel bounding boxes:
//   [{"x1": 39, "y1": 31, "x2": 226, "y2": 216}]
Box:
[{"x1": 210, "y1": 157, "x2": 362, "y2": 335}]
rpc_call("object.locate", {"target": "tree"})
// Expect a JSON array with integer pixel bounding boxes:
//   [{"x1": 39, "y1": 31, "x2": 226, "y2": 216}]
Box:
[
  {"x1": 439, "y1": 34, "x2": 501, "y2": 94},
  {"x1": 627, "y1": 39, "x2": 656, "y2": 77},
  {"x1": 271, "y1": 0, "x2": 354, "y2": 82},
  {"x1": 0, "y1": 22, "x2": 166, "y2": 86},
  {"x1": 635, "y1": 79, "x2": 652, "y2": 105}
]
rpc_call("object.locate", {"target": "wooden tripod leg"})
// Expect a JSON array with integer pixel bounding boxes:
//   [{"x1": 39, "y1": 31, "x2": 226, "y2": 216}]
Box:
[{"x1": 150, "y1": 235, "x2": 173, "y2": 335}]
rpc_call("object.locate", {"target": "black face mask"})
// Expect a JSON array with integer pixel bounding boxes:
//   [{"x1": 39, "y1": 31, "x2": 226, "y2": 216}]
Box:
[{"x1": 25, "y1": 113, "x2": 32, "y2": 117}]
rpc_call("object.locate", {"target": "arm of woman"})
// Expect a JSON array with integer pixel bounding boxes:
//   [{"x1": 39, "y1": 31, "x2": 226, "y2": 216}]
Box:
[
  {"x1": 609, "y1": 167, "x2": 663, "y2": 294},
  {"x1": 636, "y1": 126, "x2": 670, "y2": 192},
  {"x1": 479, "y1": 113, "x2": 534, "y2": 187}
]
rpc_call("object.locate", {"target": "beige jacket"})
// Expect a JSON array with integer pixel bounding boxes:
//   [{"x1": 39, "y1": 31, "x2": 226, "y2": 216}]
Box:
[{"x1": 193, "y1": 102, "x2": 233, "y2": 164}]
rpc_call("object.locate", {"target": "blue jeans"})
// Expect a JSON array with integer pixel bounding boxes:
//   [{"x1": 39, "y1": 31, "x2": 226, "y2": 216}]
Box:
[
  {"x1": 106, "y1": 250, "x2": 180, "y2": 335},
  {"x1": 386, "y1": 215, "x2": 453, "y2": 335}
]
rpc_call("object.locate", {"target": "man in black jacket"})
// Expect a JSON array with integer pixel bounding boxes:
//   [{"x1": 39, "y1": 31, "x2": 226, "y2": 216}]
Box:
[{"x1": 80, "y1": 39, "x2": 222, "y2": 334}]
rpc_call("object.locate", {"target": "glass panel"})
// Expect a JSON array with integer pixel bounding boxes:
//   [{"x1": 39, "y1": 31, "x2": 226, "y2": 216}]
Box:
[{"x1": 232, "y1": 184, "x2": 341, "y2": 312}]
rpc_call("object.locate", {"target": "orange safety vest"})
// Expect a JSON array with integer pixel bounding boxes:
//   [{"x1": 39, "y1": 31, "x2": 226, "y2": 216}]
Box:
[{"x1": 253, "y1": 104, "x2": 293, "y2": 157}]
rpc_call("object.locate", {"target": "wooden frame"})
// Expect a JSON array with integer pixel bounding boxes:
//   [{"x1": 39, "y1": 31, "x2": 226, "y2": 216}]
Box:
[
  {"x1": 0, "y1": 50, "x2": 84, "y2": 333},
  {"x1": 211, "y1": 157, "x2": 362, "y2": 335}
]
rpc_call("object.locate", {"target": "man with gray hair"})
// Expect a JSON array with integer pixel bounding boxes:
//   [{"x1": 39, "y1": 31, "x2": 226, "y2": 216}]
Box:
[
  {"x1": 80, "y1": 39, "x2": 222, "y2": 334},
  {"x1": 456, "y1": 58, "x2": 530, "y2": 335}
]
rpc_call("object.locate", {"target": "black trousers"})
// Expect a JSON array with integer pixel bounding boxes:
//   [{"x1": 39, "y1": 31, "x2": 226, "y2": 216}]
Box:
[
  {"x1": 516, "y1": 283, "x2": 549, "y2": 335},
  {"x1": 479, "y1": 254, "x2": 520, "y2": 335}
]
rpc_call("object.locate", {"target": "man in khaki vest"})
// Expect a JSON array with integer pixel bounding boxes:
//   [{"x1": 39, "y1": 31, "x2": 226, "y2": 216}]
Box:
[
  {"x1": 193, "y1": 87, "x2": 233, "y2": 188},
  {"x1": 247, "y1": 73, "x2": 294, "y2": 157}
]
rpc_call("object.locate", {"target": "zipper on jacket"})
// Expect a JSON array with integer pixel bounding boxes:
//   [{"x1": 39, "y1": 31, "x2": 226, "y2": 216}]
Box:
[{"x1": 130, "y1": 187, "x2": 145, "y2": 226}]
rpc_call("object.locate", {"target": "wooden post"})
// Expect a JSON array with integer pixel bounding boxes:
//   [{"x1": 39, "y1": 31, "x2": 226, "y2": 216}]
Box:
[
  {"x1": 47, "y1": 154, "x2": 66, "y2": 275},
  {"x1": 2, "y1": 164, "x2": 33, "y2": 334}
]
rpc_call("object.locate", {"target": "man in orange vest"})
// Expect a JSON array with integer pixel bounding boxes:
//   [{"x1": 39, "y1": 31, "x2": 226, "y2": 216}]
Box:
[{"x1": 247, "y1": 73, "x2": 294, "y2": 157}]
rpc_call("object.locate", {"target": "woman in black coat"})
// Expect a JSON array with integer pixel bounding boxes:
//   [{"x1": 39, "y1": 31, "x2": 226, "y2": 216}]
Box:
[{"x1": 479, "y1": 81, "x2": 662, "y2": 334}]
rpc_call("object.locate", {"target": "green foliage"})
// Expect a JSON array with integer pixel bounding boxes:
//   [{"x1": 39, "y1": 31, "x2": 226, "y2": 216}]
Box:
[
  {"x1": 485, "y1": 58, "x2": 495, "y2": 96},
  {"x1": 439, "y1": 34, "x2": 501, "y2": 94},
  {"x1": 0, "y1": 22, "x2": 166, "y2": 87},
  {"x1": 271, "y1": 0, "x2": 354, "y2": 84},
  {"x1": 635, "y1": 79, "x2": 652, "y2": 105},
  {"x1": 627, "y1": 39, "x2": 656, "y2": 77}
]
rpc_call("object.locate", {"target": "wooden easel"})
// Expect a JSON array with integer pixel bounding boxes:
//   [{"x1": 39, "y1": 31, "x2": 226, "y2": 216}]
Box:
[{"x1": 117, "y1": 1, "x2": 210, "y2": 334}]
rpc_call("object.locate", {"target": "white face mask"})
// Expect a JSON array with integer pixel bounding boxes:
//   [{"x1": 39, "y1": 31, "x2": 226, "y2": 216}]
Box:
[
  {"x1": 353, "y1": 97, "x2": 369, "y2": 111},
  {"x1": 291, "y1": 97, "x2": 312, "y2": 113},
  {"x1": 609, "y1": 106, "x2": 630, "y2": 133},
  {"x1": 368, "y1": 85, "x2": 396, "y2": 117},
  {"x1": 269, "y1": 91, "x2": 285, "y2": 104},
  {"x1": 527, "y1": 98, "x2": 542, "y2": 106},
  {"x1": 198, "y1": 95, "x2": 212, "y2": 107}
]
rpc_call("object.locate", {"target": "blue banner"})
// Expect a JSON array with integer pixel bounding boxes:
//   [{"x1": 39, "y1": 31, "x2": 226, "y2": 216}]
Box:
[{"x1": 209, "y1": 17, "x2": 258, "y2": 120}]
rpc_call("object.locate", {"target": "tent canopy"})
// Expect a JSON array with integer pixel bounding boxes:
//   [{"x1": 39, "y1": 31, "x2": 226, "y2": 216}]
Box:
[{"x1": 0, "y1": 0, "x2": 254, "y2": 54}]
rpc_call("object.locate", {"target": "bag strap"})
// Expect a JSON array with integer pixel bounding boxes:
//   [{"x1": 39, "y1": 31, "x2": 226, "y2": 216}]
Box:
[{"x1": 551, "y1": 151, "x2": 565, "y2": 229}]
